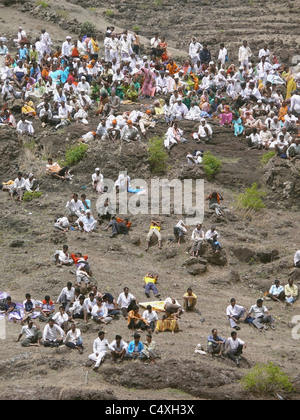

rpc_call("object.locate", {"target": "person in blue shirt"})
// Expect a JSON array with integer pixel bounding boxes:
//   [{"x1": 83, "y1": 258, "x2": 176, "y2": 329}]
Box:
[
  {"x1": 126, "y1": 332, "x2": 144, "y2": 359},
  {"x1": 0, "y1": 40, "x2": 9, "y2": 56},
  {"x1": 207, "y1": 328, "x2": 226, "y2": 357},
  {"x1": 18, "y1": 45, "x2": 28, "y2": 61},
  {"x1": 80, "y1": 193, "x2": 91, "y2": 212},
  {"x1": 267, "y1": 279, "x2": 285, "y2": 302}
]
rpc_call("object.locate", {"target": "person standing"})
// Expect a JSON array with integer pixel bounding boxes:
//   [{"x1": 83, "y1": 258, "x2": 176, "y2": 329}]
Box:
[{"x1": 238, "y1": 40, "x2": 252, "y2": 68}]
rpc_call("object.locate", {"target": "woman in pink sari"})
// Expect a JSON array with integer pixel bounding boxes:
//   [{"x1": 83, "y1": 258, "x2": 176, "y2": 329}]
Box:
[
  {"x1": 219, "y1": 105, "x2": 233, "y2": 126},
  {"x1": 140, "y1": 65, "x2": 156, "y2": 98}
]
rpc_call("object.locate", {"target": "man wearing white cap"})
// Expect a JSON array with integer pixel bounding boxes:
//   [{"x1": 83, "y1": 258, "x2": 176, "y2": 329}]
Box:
[
  {"x1": 77, "y1": 210, "x2": 98, "y2": 233},
  {"x1": 92, "y1": 168, "x2": 104, "y2": 193},
  {"x1": 77, "y1": 76, "x2": 90, "y2": 95},
  {"x1": 172, "y1": 98, "x2": 188, "y2": 121},
  {"x1": 193, "y1": 118, "x2": 213, "y2": 143},
  {"x1": 61, "y1": 36, "x2": 72, "y2": 58}
]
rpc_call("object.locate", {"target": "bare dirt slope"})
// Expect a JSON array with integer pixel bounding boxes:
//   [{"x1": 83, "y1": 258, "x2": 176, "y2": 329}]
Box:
[{"x1": 0, "y1": 0, "x2": 300, "y2": 401}]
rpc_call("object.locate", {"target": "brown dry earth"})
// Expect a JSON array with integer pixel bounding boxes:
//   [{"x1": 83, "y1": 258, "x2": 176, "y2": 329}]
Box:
[{"x1": 0, "y1": 0, "x2": 300, "y2": 401}]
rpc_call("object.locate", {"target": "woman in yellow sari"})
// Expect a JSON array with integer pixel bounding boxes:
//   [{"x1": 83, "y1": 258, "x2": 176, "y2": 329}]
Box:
[
  {"x1": 155, "y1": 310, "x2": 179, "y2": 334},
  {"x1": 282, "y1": 66, "x2": 296, "y2": 100}
]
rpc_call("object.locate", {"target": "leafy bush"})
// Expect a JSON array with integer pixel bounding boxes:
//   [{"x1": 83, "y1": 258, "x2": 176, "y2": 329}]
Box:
[
  {"x1": 148, "y1": 136, "x2": 168, "y2": 175},
  {"x1": 105, "y1": 9, "x2": 115, "y2": 17},
  {"x1": 64, "y1": 144, "x2": 88, "y2": 166},
  {"x1": 35, "y1": 0, "x2": 49, "y2": 8},
  {"x1": 241, "y1": 362, "x2": 294, "y2": 395},
  {"x1": 23, "y1": 191, "x2": 42, "y2": 201},
  {"x1": 132, "y1": 25, "x2": 140, "y2": 32},
  {"x1": 79, "y1": 21, "x2": 97, "y2": 37},
  {"x1": 235, "y1": 182, "x2": 266, "y2": 211},
  {"x1": 202, "y1": 151, "x2": 222, "y2": 178},
  {"x1": 260, "y1": 151, "x2": 275, "y2": 166}
]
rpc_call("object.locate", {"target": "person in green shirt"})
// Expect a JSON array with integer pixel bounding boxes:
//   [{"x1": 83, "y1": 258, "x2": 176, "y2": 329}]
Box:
[{"x1": 29, "y1": 45, "x2": 38, "y2": 63}]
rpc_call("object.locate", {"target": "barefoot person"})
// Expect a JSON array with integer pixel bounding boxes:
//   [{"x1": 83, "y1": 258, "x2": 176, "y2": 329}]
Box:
[{"x1": 15, "y1": 318, "x2": 42, "y2": 347}]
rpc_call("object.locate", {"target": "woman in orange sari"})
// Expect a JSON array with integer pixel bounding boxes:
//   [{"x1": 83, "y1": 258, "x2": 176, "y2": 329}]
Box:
[
  {"x1": 166, "y1": 58, "x2": 179, "y2": 76},
  {"x1": 157, "y1": 37, "x2": 168, "y2": 62},
  {"x1": 278, "y1": 100, "x2": 288, "y2": 122}
]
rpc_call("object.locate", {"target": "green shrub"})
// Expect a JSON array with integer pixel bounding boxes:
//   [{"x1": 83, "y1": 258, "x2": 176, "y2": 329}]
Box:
[
  {"x1": 80, "y1": 21, "x2": 97, "y2": 37},
  {"x1": 35, "y1": 0, "x2": 49, "y2": 8},
  {"x1": 260, "y1": 151, "x2": 275, "y2": 166},
  {"x1": 132, "y1": 25, "x2": 140, "y2": 32},
  {"x1": 202, "y1": 151, "x2": 222, "y2": 178},
  {"x1": 148, "y1": 136, "x2": 168, "y2": 175},
  {"x1": 23, "y1": 191, "x2": 42, "y2": 201},
  {"x1": 105, "y1": 9, "x2": 115, "y2": 17},
  {"x1": 235, "y1": 182, "x2": 266, "y2": 211},
  {"x1": 64, "y1": 143, "x2": 88, "y2": 166},
  {"x1": 241, "y1": 362, "x2": 294, "y2": 395}
]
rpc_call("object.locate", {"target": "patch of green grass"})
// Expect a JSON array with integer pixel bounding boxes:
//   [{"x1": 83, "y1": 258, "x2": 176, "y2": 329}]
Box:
[
  {"x1": 35, "y1": 0, "x2": 49, "y2": 8},
  {"x1": 132, "y1": 25, "x2": 140, "y2": 32},
  {"x1": 148, "y1": 136, "x2": 168, "y2": 175},
  {"x1": 56, "y1": 9, "x2": 69, "y2": 19},
  {"x1": 105, "y1": 9, "x2": 116, "y2": 17},
  {"x1": 241, "y1": 362, "x2": 294, "y2": 395},
  {"x1": 260, "y1": 151, "x2": 275, "y2": 166},
  {"x1": 202, "y1": 151, "x2": 222, "y2": 178},
  {"x1": 63, "y1": 143, "x2": 88, "y2": 166},
  {"x1": 235, "y1": 182, "x2": 266, "y2": 211},
  {"x1": 23, "y1": 191, "x2": 42, "y2": 201}
]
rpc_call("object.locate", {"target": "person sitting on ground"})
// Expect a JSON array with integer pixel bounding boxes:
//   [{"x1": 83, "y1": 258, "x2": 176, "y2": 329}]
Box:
[
  {"x1": 83, "y1": 292, "x2": 98, "y2": 323},
  {"x1": 15, "y1": 318, "x2": 42, "y2": 347},
  {"x1": 91, "y1": 297, "x2": 113, "y2": 324},
  {"x1": 127, "y1": 305, "x2": 150, "y2": 332},
  {"x1": 52, "y1": 306, "x2": 70, "y2": 333},
  {"x1": 294, "y1": 248, "x2": 300, "y2": 268},
  {"x1": 126, "y1": 332, "x2": 144, "y2": 360},
  {"x1": 140, "y1": 332, "x2": 157, "y2": 364},
  {"x1": 225, "y1": 331, "x2": 247, "y2": 366},
  {"x1": 117, "y1": 287, "x2": 137, "y2": 319},
  {"x1": 205, "y1": 226, "x2": 221, "y2": 253},
  {"x1": 54, "y1": 216, "x2": 70, "y2": 232},
  {"x1": 191, "y1": 223, "x2": 205, "y2": 257},
  {"x1": 207, "y1": 328, "x2": 226, "y2": 358},
  {"x1": 89, "y1": 330, "x2": 113, "y2": 370},
  {"x1": 54, "y1": 245, "x2": 73, "y2": 267},
  {"x1": 155, "y1": 309, "x2": 179, "y2": 334},
  {"x1": 22, "y1": 293, "x2": 36, "y2": 324},
  {"x1": 103, "y1": 216, "x2": 129, "y2": 238},
  {"x1": 101, "y1": 293, "x2": 120, "y2": 319},
  {"x1": 287, "y1": 138, "x2": 300, "y2": 161},
  {"x1": 142, "y1": 305, "x2": 158, "y2": 333},
  {"x1": 65, "y1": 193, "x2": 84, "y2": 222},
  {"x1": 69, "y1": 295, "x2": 85, "y2": 321},
  {"x1": 43, "y1": 318, "x2": 65, "y2": 348},
  {"x1": 192, "y1": 118, "x2": 213, "y2": 143},
  {"x1": 145, "y1": 220, "x2": 162, "y2": 251},
  {"x1": 266, "y1": 279, "x2": 285, "y2": 302},
  {"x1": 226, "y1": 298, "x2": 246, "y2": 330},
  {"x1": 183, "y1": 287, "x2": 198, "y2": 312},
  {"x1": 77, "y1": 210, "x2": 98, "y2": 233},
  {"x1": 245, "y1": 298, "x2": 275, "y2": 331},
  {"x1": 143, "y1": 273, "x2": 160, "y2": 299},
  {"x1": 110, "y1": 335, "x2": 128, "y2": 363},
  {"x1": 46, "y1": 158, "x2": 70, "y2": 180},
  {"x1": 57, "y1": 281, "x2": 75, "y2": 312},
  {"x1": 206, "y1": 191, "x2": 224, "y2": 217},
  {"x1": 173, "y1": 219, "x2": 188, "y2": 245},
  {"x1": 24, "y1": 173, "x2": 39, "y2": 193},
  {"x1": 284, "y1": 278, "x2": 298, "y2": 307},
  {"x1": 10, "y1": 171, "x2": 26, "y2": 202},
  {"x1": 164, "y1": 296, "x2": 183, "y2": 318},
  {"x1": 65, "y1": 323, "x2": 84, "y2": 354},
  {"x1": 39, "y1": 295, "x2": 55, "y2": 322},
  {"x1": 120, "y1": 119, "x2": 141, "y2": 143},
  {"x1": 91, "y1": 167, "x2": 104, "y2": 194},
  {"x1": 164, "y1": 121, "x2": 187, "y2": 149}
]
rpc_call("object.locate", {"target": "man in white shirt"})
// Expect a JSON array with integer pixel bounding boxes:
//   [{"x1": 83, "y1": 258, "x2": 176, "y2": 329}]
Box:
[
  {"x1": 17, "y1": 115, "x2": 34, "y2": 136},
  {"x1": 77, "y1": 76, "x2": 90, "y2": 95},
  {"x1": 142, "y1": 305, "x2": 158, "y2": 332},
  {"x1": 226, "y1": 298, "x2": 246, "y2": 330},
  {"x1": 89, "y1": 331, "x2": 113, "y2": 369},
  {"x1": 65, "y1": 323, "x2": 83, "y2": 354},
  {"x1": 294, "y1": 249, "x2": 300, "y2": 268},
  {"x1": 189, "y1": 37, "x2": 202, "y2": 66},
  {"x1": 54, "y1": 245, "x2": 73, "y2": 267},
  {"x1": 117, "y1": 287, "x2": 137, "y2": 318},
  {"x1": 246, "y1": 128, "x2": 262, "y2": 149},
  {"x1": 185, "y1": 101, "x2": 202, "y2": 121},
  {"x1": 205, "y1": 226, "x2": 221, "y2": 253},
  {"x1": 57, "y1": 281, "x2": 75, "y2": 311},
  {"x1": 238, "y1": 40, "x2": 252, "y2": 68},
  {"x1": 15, "y1": 319, "x2": 42, "y2": 347},
  {"x1": 43, "y1": 319, "x2": 65, "y2": 347},
  {"x1": 218, "y1": 43, "x2": 228, "y2": 67},
  {"x1": 246, "y1": 299, "x2": 275, "y2": 330},
  {"x1": 11, "y1": 172, "x2": 26, "y2": 201},
  {"x1": 191, "y1": 224, "x2": 205, "y2": 257},
  {"x1": 65, "y1": 193, "x2": 84, "y2": 221},
  {"x1": 193, "y1": 118, "x2": 213, "y2": 143},
  {"x1": 61, "y1": 36, "x2": 72, "y2": 58},
  {"x1": 110, "y1": 335, "x2": 128, "y2": 362},
  {"x1": 225, "y1": 331, "x2": 247, "y2": 366},
  {"x1": 290, "y1": 90, "x2": 300, "y2": 116}
]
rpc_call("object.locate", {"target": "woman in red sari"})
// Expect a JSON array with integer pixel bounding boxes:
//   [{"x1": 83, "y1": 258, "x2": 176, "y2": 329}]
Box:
[{"x1": 157, "y1": 37, "x2": 169, "y2": 62}]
